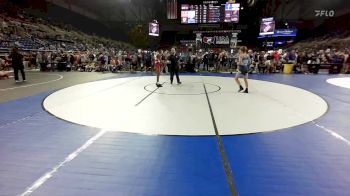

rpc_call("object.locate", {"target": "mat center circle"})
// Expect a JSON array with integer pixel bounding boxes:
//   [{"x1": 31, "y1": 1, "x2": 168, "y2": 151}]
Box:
[{"x1": 144, "y1": 82, "x2": 221, "y2": 95}]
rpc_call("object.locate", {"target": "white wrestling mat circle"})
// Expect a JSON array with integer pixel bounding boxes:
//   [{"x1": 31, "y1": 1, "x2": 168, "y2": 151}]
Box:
[
  {"x1": 43, "y1": 76, "x2": 328, "y2": 135},
  {"x1": 327, "y1": 77, "x2": 350, "y2": 89}
]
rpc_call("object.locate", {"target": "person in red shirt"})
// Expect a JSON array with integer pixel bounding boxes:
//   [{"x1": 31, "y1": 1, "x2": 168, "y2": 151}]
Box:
[
  {"x1": 155, "y1": 53, "x2": 162, "y2": 87},
  {"x1": 273, "y1": 51, "x2": 280, "y2": 62},
  {"x1": 273, "y1": 51, "x2": 280, "y2": 72}
]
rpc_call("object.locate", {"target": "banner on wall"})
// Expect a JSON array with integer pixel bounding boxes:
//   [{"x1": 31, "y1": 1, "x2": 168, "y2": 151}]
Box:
[
  {"x1": 196, "y1": 33, "x2": 202, "y2": 46},
  {"x1": 230, "y1": 33, "x2": 238, "y2": 48},
  {"x1": 149, "y1": 22, "x2": 159, "y2": 36},
  {"x1": 259, "y1": 17, "x2": 275, "y2": 36}
]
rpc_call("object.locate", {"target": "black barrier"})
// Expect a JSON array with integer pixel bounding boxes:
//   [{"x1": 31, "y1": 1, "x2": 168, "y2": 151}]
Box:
[
  {"x1": 57, "y1": 62, "x2": 67, "y2": 71},
  {"x1": 308, "y1": 63, "x2": 342, "y2": 74}
]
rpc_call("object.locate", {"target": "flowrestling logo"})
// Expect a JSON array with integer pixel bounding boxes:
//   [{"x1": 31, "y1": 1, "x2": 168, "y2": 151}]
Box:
[
  {"x1": 315, "y1": 10, "x2": 335, "y2": 17},
  {"x1": 215, "y1": 36, "x2": 230, "y2": 45},
  {"x1": 203, "y1": 36, "x2": 230, "y2": 45}
]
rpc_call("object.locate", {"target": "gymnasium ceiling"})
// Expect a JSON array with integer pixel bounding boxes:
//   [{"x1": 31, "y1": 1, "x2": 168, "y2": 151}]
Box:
[
  {"x1": 50, "y1": 0, "x2": 350, "y2": 23},
  {"x1": 50, "y1": 0, "x2": 166, "y2": 23}
]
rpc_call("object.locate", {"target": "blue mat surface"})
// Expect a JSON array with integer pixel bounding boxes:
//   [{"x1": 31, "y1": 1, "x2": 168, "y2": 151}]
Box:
[{"x1": 0, "y1": 73, "x2": 349, "y2": 196}]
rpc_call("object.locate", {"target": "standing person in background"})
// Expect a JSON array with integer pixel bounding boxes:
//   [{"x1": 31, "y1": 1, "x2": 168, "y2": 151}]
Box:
[
  {"x1": 131, "y1": 53, "x2": 138, "y2": 71},
  {"x1": 161, "y1": 50, "x2": 168, "y2": 73},
  {"x1": 266, "y1": 52, "x2": 273, "y2": 73},
  {"x1": 209, "y1": 50, "x2": 215, "y2": 71},
  {"x1": 235, "y1": 46, "x2": 250, "y2": 93},
  {"x1": 218, "y1": 50, "x2": 227, "y2": 72},
  {"x1": 9, "y1": 47, "x2": 26, "y2": 83},
  {"x1": 69, "y1": 53, "x2": 75, "y2": 70},
  {"x1": 343, "y1": 50, "x2": 349, "y2": 73},
  {"x1": 168, "y1": 48, "x2": 181, "y2": 85},
  {"x1": 258, "y1": 51, "x2": 267, "y2": 73},
  {"x1": 36, "y1": 52, "x2": 42, "y2": 71},
  {"x1": 137, "y1": 50, "x2": 142, "y2": 68},
  {"x1": 203, "y1": 52, "x2": 209, "y2": 71},
  {"x1": 287, "y1": 50, "x2": 297, "y2": 64},
  {"x1": 29, "y1": 53, "x2": 36, "y2": 69},
  {"x1": 196, "y1": 50, "x2": 203, "y2": 71},
  {"x1": 144, "y1": 51, "x2": 152, "y2": 72}
]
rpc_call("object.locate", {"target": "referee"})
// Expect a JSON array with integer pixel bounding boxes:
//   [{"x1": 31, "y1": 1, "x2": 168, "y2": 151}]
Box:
[
  {"x1": 9, "y1": 47, "x2": 26, "y2": 83},
  {"x1": 168, "y1": 48, "x2": 181, "y2": 85}
]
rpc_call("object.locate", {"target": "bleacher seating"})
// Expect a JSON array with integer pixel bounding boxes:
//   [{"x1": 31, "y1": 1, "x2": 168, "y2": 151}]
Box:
[{"x1": 0, "y1": 2, "x2": 133, "y2": 52}]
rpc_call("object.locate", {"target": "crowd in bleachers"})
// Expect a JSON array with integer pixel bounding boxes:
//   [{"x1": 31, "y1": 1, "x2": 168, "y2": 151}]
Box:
[
  {"x1": 1, "y1": 1, "x2": 349, "y2": 80},
  {"x1": 0, "y1": 2, "x2": 133, "y2": 65},
  {"x1": 0, "y1": 2, "x2": 133, "y2": 51},
  {"x1": 0, "y1": 2, "x2": 139, "y2": 79}
]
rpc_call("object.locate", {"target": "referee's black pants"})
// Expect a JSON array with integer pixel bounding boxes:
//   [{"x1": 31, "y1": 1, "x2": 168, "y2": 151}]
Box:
[
  {"x1": 13, "y1": 66, "x2": 26, "y2": 81},
  {"x1": 169, "y1": 67, "x2": 180, "y2": 84}
]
